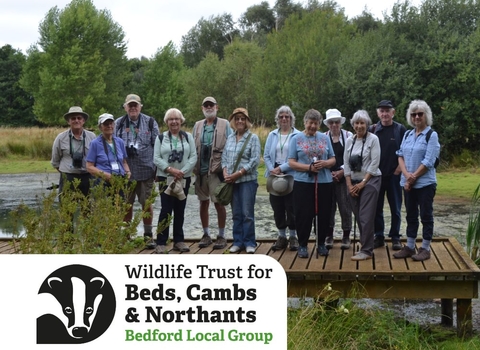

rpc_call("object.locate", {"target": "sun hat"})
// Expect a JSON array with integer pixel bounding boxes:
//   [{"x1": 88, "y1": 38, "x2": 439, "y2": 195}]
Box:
[
  {"x1": 266, "y1": 174, "x2": 294, "y2": 196},
  {"x1": 63, "y1": 106, "x2": 89, "y2": 122},
  {"x1": 377, "y1": 100, "x2": 394, "y2": 108},
  {"x1": 164, "y1": 180, "x2": 186, "y2": 200},
  {"x1": 97, "y1": 113, "x2": 115, "y2": 126},
  {"x1": 124, "y1": 94, "x2": 142, "y2": 105},
  {"x1": 323, "y1": 109, "x2": 345, "y2": 126},
  {"x1": 202, "y1": 96, "x2": 217, "y2": 105},
  {"x1": 229, "y1": 107, "x2": 250, "y2": 122}
]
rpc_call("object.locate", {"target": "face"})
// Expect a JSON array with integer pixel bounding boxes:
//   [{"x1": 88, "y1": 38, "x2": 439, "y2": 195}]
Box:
[
  {"x1": 304, "y1": 119, "x2": 319, "y2": 136},
  {"x1": 202, "y1": 102, "x2": 218, "y2": 119},
  {"x1": 377, "y1": 107, "x2": 395, "y2": 126},
  {"x1": 410, "y1": 110, "x2": 427, "y2": 129},
  {"x1": 68, "y1": 114, "x2": 85, "y2": 130},
  {"x1": 124, "y1": 102, "x2": 142, "y2": 120},
  {"x1": 327, "y1": 119, "x2": 341, "y2": 134},
  {"x1": 278, "y1": 113, "x2": 291, "y2": 130},
  {"x1": 234, "y1": 114, "x2": 247, "y2": 132},
  {"x1": 353, "y1": 119, "x2": 368, "y2": 136},
  {"x1": 166, "y1": 114, "x2": 182, "y2": 133},
  {"x1": 100, "y1": 119, "x2": 114, "y2": 135}
]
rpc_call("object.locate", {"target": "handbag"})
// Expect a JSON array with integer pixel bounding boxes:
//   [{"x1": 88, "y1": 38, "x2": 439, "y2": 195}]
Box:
[{"x1": 214, "y1": 133, "x2": 252, "y2": 206}]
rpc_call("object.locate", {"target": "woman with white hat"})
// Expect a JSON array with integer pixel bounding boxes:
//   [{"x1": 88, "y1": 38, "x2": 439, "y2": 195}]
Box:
[
  {"x1": 324, "y1": 109, "x2": 353, "y2": 250},
  {"x1": 264, "y1": 105, "x2": 300, "y2": 251}
]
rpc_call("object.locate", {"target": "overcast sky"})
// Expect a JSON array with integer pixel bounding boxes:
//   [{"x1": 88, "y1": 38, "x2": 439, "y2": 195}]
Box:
[{"x1": 0, "y1": 0, "x2": 421, "y2": 59}]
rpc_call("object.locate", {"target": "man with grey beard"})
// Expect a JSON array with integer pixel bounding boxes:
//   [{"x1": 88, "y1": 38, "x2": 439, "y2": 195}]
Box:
[{"x1": 192, "y1": 97, "x2": 232, "y2": 249}]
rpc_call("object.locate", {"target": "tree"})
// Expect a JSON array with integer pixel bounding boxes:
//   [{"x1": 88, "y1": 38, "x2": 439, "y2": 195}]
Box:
[
  {"x1": 180, "y1": 13, "x2": 239, "y2": 68},
  {"x1": 20, "y1": 0, "x2": 128, "y2": 126},
  {"x1": 239, "y1": 2, "x2": 276, "y2": 43},
  {"x1": 273, "y1": 0, "x2": 303, "y2": 30},
  {"x1": 0, "y1": 45, "x2": 35, "y2": 126}
]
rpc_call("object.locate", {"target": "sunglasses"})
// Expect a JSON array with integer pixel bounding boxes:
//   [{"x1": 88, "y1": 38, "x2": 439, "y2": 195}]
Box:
[
  {"x1": 279, "y1": 115, "x2": 290, "y2": 119},
  {"x1": 410, "y1": 112, "x2": 425, "y2": 118},
  {"x1": 328, "y1": 120, "x2": 341, "y2": 125},
  {"x1": 203, "y1": 102, "x2": 216, "y2": 108}
]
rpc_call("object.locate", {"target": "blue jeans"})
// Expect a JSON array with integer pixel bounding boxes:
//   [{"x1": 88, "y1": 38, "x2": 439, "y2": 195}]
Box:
[
  {"x1": 231, "y1": 181, "x2": 258, "y2": 248},
  {"x1": 404, "y1": 183, "x2": 436, "y2": 241},
  {"x1": 374, "y1": 174, "x2": 402, "y2": 239}
]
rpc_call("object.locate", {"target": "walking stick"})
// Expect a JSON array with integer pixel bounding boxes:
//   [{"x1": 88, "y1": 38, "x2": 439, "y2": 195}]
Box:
[
  {"x1": 315, "y1": 172, "x2": 319, "y2": 259},
  {"x1": 352, "y1": 213, "x2": 357, "y2": 256}
]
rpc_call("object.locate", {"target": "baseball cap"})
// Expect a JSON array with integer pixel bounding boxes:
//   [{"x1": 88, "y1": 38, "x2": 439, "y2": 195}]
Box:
[
  {"x1": 377, "y1": 100, "x2": 394, "y2": 108},
  {"x1": 124, "y1": 94, "x2": 142, "y2": 105},
  {"x1": 98, "y1": 113, "x2": 115, "y2": 126},
  {"x1": 202, "y1": 96, "x2": 217, "y2": 105}
]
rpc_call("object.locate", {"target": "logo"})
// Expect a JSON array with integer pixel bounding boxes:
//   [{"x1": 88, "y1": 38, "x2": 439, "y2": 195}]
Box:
[{"x1": 37, "y1": 264, "x2": 116, "y2": 344}]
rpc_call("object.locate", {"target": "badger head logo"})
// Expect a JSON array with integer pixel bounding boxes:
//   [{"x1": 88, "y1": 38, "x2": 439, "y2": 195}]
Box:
[{"x1": 37, "y1": 264, "x2": 116, "y2": 344}]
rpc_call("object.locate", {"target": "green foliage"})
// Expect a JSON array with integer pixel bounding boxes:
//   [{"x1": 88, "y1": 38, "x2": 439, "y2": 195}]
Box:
[
  {"x1": 466, "y1": 183, "x2": 480, "y2": 264},
  {"x1": 20, "y1": 0, "x2": 128, "y2": 126},
  {"x1": 10, "y1": 175, "x2": 157, "y2": 254}
]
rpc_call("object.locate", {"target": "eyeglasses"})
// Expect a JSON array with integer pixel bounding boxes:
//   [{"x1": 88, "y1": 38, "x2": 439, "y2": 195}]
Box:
[
  {"x1": 203, "y1": 102, "x2": 216, "y2": 108},
  {"x1": 70, "y1": 116, "x2": 84, "y2": 121},
  {"x1": 410, "y1": 112, "x2": 425, "y2": 118},
  {"x1": 127, "y1": 103, "x2": 139, "y2": 108},
  {"x1": 328, "y1": 120, "x2": 340, "y2": 125},
  {"x1": 279, "y1": 115, "x2": 290, "y2": 119}
]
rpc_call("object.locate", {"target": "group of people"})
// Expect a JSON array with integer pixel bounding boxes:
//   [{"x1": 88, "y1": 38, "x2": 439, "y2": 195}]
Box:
[{"x1": 51, "y1": 95, "x2": 440, "y2": 261}]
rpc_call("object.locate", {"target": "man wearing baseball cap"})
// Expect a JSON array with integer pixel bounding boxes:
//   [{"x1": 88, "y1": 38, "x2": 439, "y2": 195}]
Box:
[
  {"x1": 370, "y1": 100, "x2": 407, "y2": 250},
  {"x1": 114, "y1": 94, "x2": 159, "y2": 248},
  {"x1": 192, "y1": 96, "x2": 232, "y2": 249}
]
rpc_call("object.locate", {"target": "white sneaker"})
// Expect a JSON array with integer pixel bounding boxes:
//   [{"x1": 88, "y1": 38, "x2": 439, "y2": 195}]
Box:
[
  {"x1": 246, "y1": 246, "x2": 256, "y2": 254},
  {"x1": 229, "y1": 245, "x2": 241, "y2": 253}
]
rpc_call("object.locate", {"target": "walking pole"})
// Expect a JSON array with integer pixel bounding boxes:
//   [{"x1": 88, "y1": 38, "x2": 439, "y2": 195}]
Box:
[
  {"x1": 352, "y1": 213, "x2": 357, "y2": 256},
  {"x1": 315, "y1": 172, "x2": 319, "y2": 259}
]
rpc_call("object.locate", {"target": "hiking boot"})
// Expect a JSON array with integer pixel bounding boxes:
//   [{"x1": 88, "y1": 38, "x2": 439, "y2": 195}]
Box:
[
  {"x1": 198, "y1": 234, "x2": 212, "y2": 248},
  {"x1": 412, "y1": 247, "x2": 431, "y2": 261},
  {"x1": 154, "y1": 245, "x2": 167, "y2": 254},
  {"x1": 392, "y1": 246, "x2": 415, "y2": 259},
  {"x1": 272, "y1": 236, "x2": 288, "y2": 251},
  {"x1": 340, "y1": 237, "x2": 350, "y2": 250},
  {"x1": 289, "y1": 236, "x2": 299, "y2": 251},
  {"x1": 145, "y1": 237, "x2": 156, "y2": 250},
  {"x1": 297, "y1": 246, "x2": 308, "y2": 258},
  {"x1": 373, "y1": 236, "x2": 385, "y2": 249},
  {"x1": 318, "y1": 244, "x2": 329, "y2": 256},
  {"x1": 213, "y1": 236, "x2": 227, "y2": 249},
  {"x1": 391, "y1": 239, "x2": 402, "y2": 251},
  {"x1": 351, "y1": 252, "x2": 372, "y2": 261},
  {"x1": 173, "y1": 242, "x2": 190, "y2": 252},
  {"x1": 325, "y1": 236, "x2": 334, "y2": 249}
]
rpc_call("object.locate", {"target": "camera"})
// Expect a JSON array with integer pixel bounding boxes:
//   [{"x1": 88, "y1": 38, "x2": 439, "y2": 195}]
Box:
[
  {"x1": 349, "y1": 155, "x2": 363, "y2": 172},
  {"x1": 168, "y1": 150, "x2": 184, "y2": 163},
  {"x1": 72, "y1": 152, "x2": 84, "y2": 168},
  {"x1": 127, "y1": 145, "x2": 138, "y2": 157}
]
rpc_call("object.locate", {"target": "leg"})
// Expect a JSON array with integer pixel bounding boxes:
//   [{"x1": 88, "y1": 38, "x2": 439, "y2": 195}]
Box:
[
  {"x1": 214, "y1": 202, "x2": 226, "y2": 231},
  {"x1": 386, "y1": 174, "x2": 402, "y2": 240},
  {"x1": 293, "y1": 181, "x2": 315, "y2": 247},
  {"x1": 456, "y1": 298, "x2": 473, "y2": 337},
  {"x1": 171, "y1": 178, "x2": 190, "y2": 243},
  {"x1": 374, "y1": 176, "x2": 387, "y2": 237},
  {"x1": 199, "y1": 200, "x2": 210, "y2": 229},
  {"x1": 357, "y1": 176, "x2": 381, "y2": 255},
  {"x1": 241, "y1": 181, "x2": 258, "y2": 248},
  {"x1": 317, "y1": 183, "x2": 333, "y2": 245},
  {"x1": 156, "y1": 189, "x2": 173, "y2": 246},
  {"x1": 270, "y1": 193, "x2": 288, "y2": 233}
]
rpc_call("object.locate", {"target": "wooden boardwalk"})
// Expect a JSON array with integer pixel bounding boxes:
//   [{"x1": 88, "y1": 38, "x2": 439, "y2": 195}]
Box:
[{"x1": 2, "y1": 236, "x2": 479, "y2": 335}]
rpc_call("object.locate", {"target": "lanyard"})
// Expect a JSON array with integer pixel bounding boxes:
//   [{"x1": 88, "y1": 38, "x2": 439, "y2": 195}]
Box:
[{"x1": 278, "y1": 128, "x2": 292, "y2": 154}]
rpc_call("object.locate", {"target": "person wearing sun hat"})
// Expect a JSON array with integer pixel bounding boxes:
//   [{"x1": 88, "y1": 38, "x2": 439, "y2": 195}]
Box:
[
  {"x1": 264, "y1": 105, "x2": 300, "y2": 251},
  {"x1": 222, "y1": 107, "x2": 261, "y2": 254},
  {"x1": 323, "y1": 108, "x2": 353, "y2": 250},
  {"x1": 51, "y1": 106, "x2": 96, "y2": 198}
]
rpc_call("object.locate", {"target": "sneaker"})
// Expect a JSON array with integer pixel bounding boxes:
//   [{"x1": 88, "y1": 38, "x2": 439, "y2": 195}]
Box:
[
  {"x1": 391, "y1": 239, "x2": 402, "y2": 251},
  {"x1": 373, "y1": 236, "x2": 385, "y2": 249},
  {"x1": 351, "y1": 252, "x2": 373, "y2": 261},
  {"x1": 272, "y1": 236, "x2": 288, "y2": 251},
  {"x1": 173, "y1": 242, "x2": 190, "y2": 252},
  {"x1": 213, "y1": 236, "x2": 227, "y2": 250},
  {"x1": 246, "y1": 246, "x2": 256, "y2": 254},
  {"x1": 145, "y1": 237, "x2": 156, "y2": 250},
  {"x1": 318, "y1": 244, "x2": 329, "y2": 256},
  {"x1": 412, "y1": 247, "x2": 431, "y2": 261},
  {"x1": 198, "y1": 234, "x2": 212, "y2": 248},
  {"x1": 229, "y1": 245, "x2": 241, "y2": 253},
  {"x1": 392, "y1": 246, "x2": 415, "y2": 259},
  {"x1": 297, "y1": 246, "x2": 308, "y2": 258},
  {"x1": 289, "y1": 236, "x2": 299, "y2": 251},
  {"x1": 325, "y1": 236, "x2": 334, "y2": 249},
  {"x1": 154, "y1": 245, "x2": 167, "y2": 254},
  {"x1": 340, "y1": 237, "x2": 350, "y2": 250}
]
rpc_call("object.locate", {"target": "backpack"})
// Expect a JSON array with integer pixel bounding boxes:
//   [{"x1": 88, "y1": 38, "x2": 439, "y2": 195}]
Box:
[
  {"x1": 157, "y1": 130, "x2": 188, "y2": 144},
  {"x1": 405, "y1": 128, "x2": 440, "y2": 168},
  {"x1": 116, "y1": 114, "x2": 156, "y2": 146}
]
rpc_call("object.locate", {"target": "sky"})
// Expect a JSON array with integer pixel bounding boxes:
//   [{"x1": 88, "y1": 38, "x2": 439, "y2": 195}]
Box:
[{"x1": 0, "y1": 0, "x2": 422, "y2": 59}]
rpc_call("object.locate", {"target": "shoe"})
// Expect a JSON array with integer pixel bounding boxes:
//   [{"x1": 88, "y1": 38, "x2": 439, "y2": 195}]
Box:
[
  {"x1": 154, "y1": 245, "x2": 167, "y2": 254},
  {"x1": 145, "y1": 237, "x2": 156, "y2": 250},
  {"x1": 318, "y1": 244, "x2": 329, "y2": 256},
  {"x1": 325, "y1": 236, "x2": 334, "y2": 249},
  {"x1": 229, "y1": 245, "x2": 241, "y2": 253},
  {"x1": 351, "y1": 252, "x2": 373, "y2": 261},
  {"x1": 412, "y1": 247, "x2": 431, "y2": 261},
  {"x1": 198, "y1": 234, "x2": 212, "y2": 248},
  {"x1": 289, "y1": 236, "x2": 299, "y2": 251},
  {"x1": 213, "y1": 236, "x2": 227, "y2": 250},
  {"x1": 173, "y1": 242, "x2": 190, "y2": 252},
  {"x1": 373, "y1": 236, "x2": 385, "y2": 249},
  {"x1": 392, "y1": 246, "x2": 415, "y2": 259},
  {"x1": 272, "y1": 236, "x2": 288, "y2": 251},
  {"x1": 246, "y1": 246, "x2": 256, "y2": 254},
  {"x1": 391, "y1": 239, "x2": 402, "y2": 251},
  {"x1": 340, "y1": 237, "x2": 350, "y2": 250},
  {"x1": 297, "y1": 246, "x2": 308, "y2": 258}
]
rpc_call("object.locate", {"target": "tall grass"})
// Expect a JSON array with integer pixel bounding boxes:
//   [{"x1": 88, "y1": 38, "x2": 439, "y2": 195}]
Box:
[
  {"x1": 466, "y1": 183, "x2": 480, "y2": 264},
  {"x1": 0, "y1": 127, "x2": 64, "y2": 159}
]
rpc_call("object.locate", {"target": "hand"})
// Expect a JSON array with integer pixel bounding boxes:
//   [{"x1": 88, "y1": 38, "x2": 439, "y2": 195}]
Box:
[
  {"x1": 404, "y1": 182, "x2": 411, "y2": 192},
  {"x1": 271, "y1": 167, "x2": 282, "y2": 175},
  {"x1": 406, "y1": 173, "x2": 416, "y2": 185}
]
